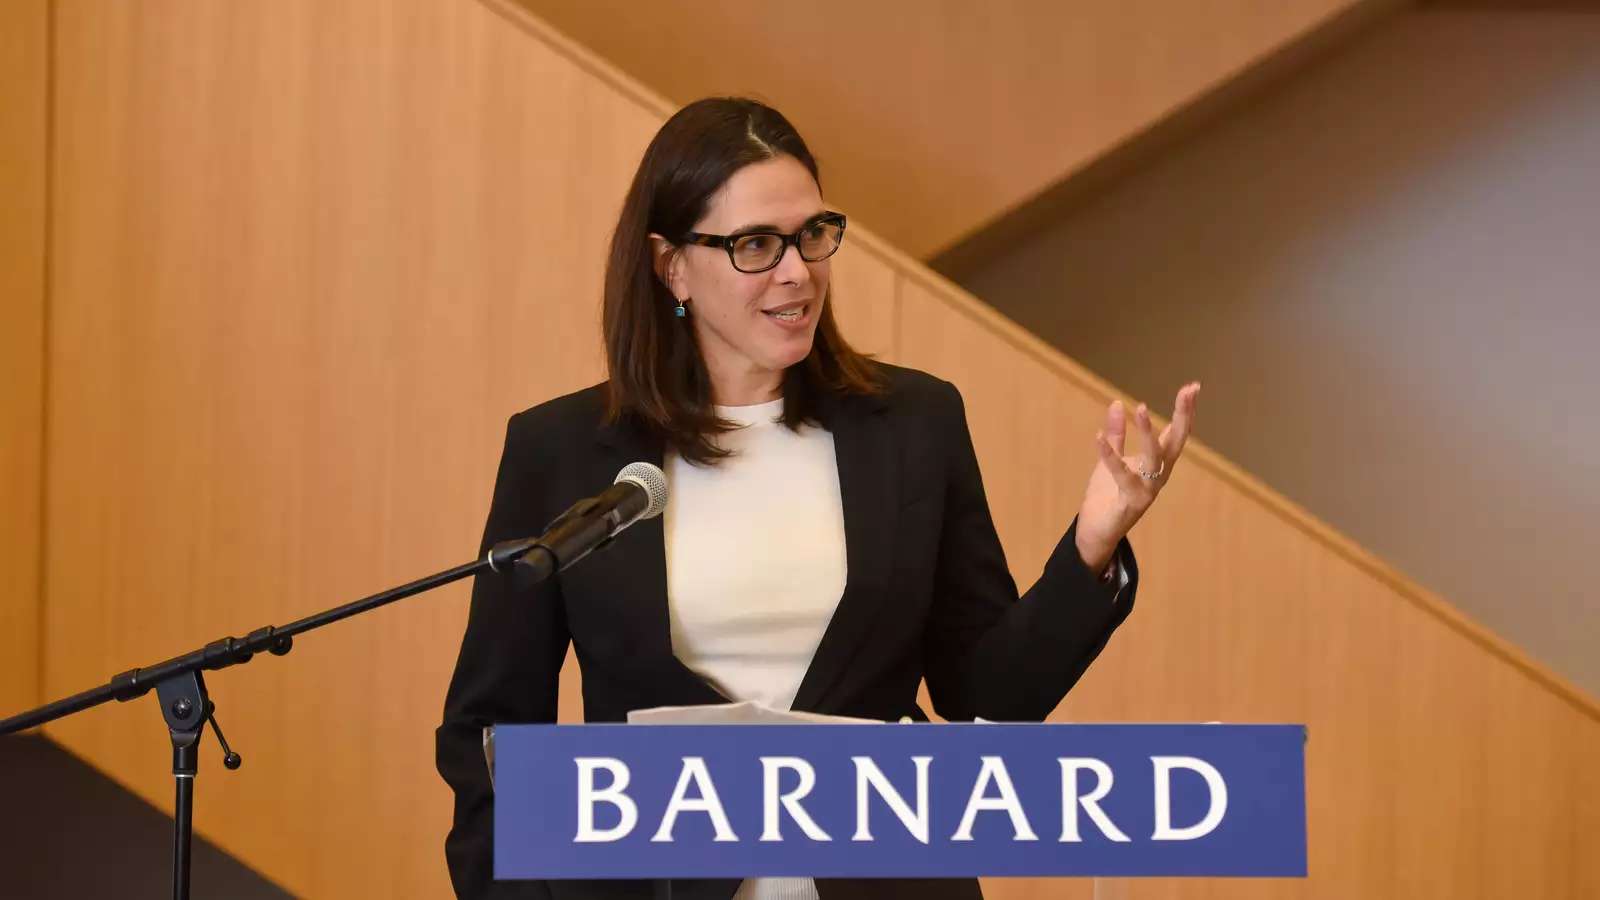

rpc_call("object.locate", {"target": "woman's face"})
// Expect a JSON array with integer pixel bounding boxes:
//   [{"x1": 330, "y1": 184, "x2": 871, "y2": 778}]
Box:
[{"x1": 653, "y1": 154, "x2": 832, "y2": 404}]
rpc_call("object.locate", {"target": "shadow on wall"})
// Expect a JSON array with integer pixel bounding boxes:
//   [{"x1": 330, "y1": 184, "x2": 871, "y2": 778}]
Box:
[
  {"x1": 957, "y1": 9, "x2": 1600, "y2": 697},
  {"x1": 0, "y1": 735, "x2": 293, "y2": 899}
]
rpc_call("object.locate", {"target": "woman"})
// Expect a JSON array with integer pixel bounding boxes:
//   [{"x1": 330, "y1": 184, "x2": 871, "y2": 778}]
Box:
[{"x1": 437, "y1": 97, "x2": 1200, "y2": 900}]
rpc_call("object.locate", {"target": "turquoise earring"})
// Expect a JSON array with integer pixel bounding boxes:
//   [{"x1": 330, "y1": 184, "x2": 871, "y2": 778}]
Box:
[{"x1": 675, "y1": 298, "x2": 687, "y2": 318}]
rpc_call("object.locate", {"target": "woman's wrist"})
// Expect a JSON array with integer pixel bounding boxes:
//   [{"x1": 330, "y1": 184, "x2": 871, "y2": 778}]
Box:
[{"x1": 1075, "y1": 531, "x2": 1116, "y2": 578}]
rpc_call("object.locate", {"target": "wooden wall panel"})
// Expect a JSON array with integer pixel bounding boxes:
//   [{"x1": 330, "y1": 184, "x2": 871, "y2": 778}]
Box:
[
  {"x1": 512, "y1": 0, "x2": 1384, "y2": 260},
  {"x1": 37, "y1": 0, "x2": 1597, "y2": 897},
  {"x1": 825, "y1": 235, "x2": 899, "y2": 363},
  {"x1": 40, "y1": 0, "x2": 911, "y2": 895},
  {"x1": 895, "y1": 270, "x2": 1600, "y2": 898},
  {"x1": 43, "y1": 1, "x2": 651, "y2": 895},
  {"x1": 0, "y1": 0, "x2": 48, "y2": 720}
]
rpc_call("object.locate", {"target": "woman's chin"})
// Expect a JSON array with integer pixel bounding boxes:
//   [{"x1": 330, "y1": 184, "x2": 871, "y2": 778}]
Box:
[{"x1": 767, "y1": 338, "x2": 817, "y2": 373}]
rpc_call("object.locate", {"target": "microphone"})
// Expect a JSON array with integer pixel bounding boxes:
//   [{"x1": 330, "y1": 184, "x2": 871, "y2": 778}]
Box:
[{"x1": 486, "y1": 462, "x2": 669, "y2": 583}]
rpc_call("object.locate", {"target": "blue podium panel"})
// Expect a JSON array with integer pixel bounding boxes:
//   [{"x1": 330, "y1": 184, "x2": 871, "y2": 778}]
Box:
[{"x1": 494, "y1": 723, "x2": 1307, "y2": 880}]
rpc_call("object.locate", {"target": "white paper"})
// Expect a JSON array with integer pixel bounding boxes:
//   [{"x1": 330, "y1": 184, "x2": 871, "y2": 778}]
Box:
[{"x1": 626, "y1": 700, "x2": 880, "y2": 726}]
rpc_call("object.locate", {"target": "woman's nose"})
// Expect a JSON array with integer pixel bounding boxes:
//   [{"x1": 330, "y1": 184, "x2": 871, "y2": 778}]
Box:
[{"x1": 773, "y1": 241, "x2": 813, "y2": 286}]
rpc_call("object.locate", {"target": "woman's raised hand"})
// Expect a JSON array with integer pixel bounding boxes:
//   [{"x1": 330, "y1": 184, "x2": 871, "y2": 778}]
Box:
[{"x1": 1073, "y1": 383, "x2": 1201, "y2": 573}]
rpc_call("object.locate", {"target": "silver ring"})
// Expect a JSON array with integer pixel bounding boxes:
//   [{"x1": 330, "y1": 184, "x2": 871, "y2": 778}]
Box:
[{"x1": 1137, "y1": 459, "x2": 1165, "y2": 481}]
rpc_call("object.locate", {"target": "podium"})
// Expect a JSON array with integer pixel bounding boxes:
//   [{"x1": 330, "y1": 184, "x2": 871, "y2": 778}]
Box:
[{"x1": 491, "y1": 723, "x2": 1307, "y2": 881}]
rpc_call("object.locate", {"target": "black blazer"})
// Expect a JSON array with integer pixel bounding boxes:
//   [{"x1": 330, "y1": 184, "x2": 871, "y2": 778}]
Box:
[{"x1": 436, "y1": 363, "x2": 1138, "y2": 900}]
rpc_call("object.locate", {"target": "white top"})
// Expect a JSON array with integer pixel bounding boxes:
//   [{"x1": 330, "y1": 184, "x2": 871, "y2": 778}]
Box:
[
  {"x1": 661, "y1": 397, "x2": 1127, "y2": 900},
  {"x1": 664, "y1": 397, "x2": 847, "y2": 713},
  {"x1": 664, "y1": 397, "x2": 844, "y2": 900}
]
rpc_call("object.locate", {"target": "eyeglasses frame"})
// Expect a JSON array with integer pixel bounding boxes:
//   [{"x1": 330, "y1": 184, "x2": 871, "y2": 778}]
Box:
[{"x1": 681, "y1": 212, "x2": 848, "y2": 274}]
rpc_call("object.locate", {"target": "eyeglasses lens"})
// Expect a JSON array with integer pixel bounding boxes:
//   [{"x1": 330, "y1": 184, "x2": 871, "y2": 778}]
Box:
[{"x1": 730, "y1": 219, "x2": 844, "y2": 272}]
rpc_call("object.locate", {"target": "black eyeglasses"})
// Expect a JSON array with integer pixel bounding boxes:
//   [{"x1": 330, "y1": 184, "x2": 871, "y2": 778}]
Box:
[{"x1": 682, "y1": 212, "x2": 847, "y2": 274}]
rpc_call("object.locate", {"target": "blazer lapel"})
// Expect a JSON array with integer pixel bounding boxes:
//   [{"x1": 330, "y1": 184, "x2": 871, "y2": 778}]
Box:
[
  {"x1": 581, "y1": 389, "x2": 901, "y2": 715},
  {"x1": 580, "y1": 414, "x2": 727, "y2": 706},
  {"x1": 790, "y1": 390, "x2": 898, "y2": 714}
]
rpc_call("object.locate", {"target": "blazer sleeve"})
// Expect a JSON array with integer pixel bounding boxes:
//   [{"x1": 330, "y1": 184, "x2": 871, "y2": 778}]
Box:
[
  {"x1": 921, "y1": 380, "x2": 1138, "y2": 723},
  {"x1": 436, "y1": 414, "x2": 570, "y2": 899}
]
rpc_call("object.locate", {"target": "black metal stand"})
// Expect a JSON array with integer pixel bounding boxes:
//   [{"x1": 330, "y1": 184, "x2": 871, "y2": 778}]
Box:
[
  {"x1": 156, "y1": 672, "x2": 204, "y2": 900},
  {"x1": 0, "y1": 533, "x2": 553, "y2": 899}
]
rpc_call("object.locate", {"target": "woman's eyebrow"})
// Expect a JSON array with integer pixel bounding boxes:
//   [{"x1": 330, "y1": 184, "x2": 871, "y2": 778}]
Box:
[{"x1": 727, "y1": 210, "x2": 830, "y2": 236}]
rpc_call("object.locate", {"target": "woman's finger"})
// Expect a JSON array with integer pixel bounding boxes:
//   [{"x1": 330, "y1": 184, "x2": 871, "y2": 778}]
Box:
[
  {"x1": 1096, "y1": 431, "x2": 1143, "y2": 494},
  {"x1": 1104, "y1": 401, "x2": 1127, "y2": 457},
  {"x1": 1159, "y1": 382, "x2": 1200, "y2": 469},
  {"x1": 1133, "y1": 403, "x2": 1161, "y2": 478}
]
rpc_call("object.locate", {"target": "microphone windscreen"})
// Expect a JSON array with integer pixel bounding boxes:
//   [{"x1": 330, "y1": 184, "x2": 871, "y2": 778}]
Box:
[{"x1": 614, "y1": 462, "x2": 669, "y2": 520}]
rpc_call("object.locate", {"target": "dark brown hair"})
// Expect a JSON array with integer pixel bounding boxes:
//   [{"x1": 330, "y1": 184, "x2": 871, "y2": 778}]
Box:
[{"x1": 602, "y1": 97, "x2": 882, "y2": 465}]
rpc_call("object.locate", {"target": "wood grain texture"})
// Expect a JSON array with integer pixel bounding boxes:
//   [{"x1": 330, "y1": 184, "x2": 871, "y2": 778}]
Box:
[
  {"x1": 896, "y1": 271, "x2": 1600, "y2": 899},
  {"x1": 0, "y1": 0, "x2": 48, "y2": 720},
  {"x1": 36, "y1": 0, "x2": 1598, "y2": 898},
  {"x1": 40, "y1": 1, "x2": 902, "y2": 895},
  {"x1": 511, "y1": 0, "x2": 1374, "y2": 260},
  {"x1": 44, "y1": 0, "x2": 636, "y2": 894}
]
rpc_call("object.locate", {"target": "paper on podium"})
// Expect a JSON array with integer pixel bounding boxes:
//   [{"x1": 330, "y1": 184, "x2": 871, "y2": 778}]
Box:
[
  {"x1": 486, "y1": 703, "x2": 877, "y2": 786},
  {"x1": 627, "y1": 700, "x2": 880, "y2": 726}
]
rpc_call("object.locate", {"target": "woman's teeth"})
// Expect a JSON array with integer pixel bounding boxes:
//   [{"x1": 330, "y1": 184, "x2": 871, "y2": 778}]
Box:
[{"x1": 765, "y1": 307, "x2": 803, "y2": 321}]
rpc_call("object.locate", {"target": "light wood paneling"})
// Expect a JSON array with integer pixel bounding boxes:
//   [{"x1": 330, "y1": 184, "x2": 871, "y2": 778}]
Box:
[
  {"x1": 0, "y1": 0, "x2": 48, "y2": 720},
  {"x1": 38, "y1": 0, "x2": 1598, "y2": 898},
  {"x1": 826, "y1": 233, "x2": 899, "y2": 362},
  {"x1": 41, "y1": 1, "x2": 904, "y2": 895},
  {"x1": 894, "y1": 268, "x2": 1600, "y2": 898},
  {"x1": 44, "y1": 0, "x2": 643, "y2": 895},
  {"x1": 513, "y1": 0, "x2": 1382, "y2": 260},
  {"x1": 958, "y1": 9, "x2": 1600, "y2": 697}
]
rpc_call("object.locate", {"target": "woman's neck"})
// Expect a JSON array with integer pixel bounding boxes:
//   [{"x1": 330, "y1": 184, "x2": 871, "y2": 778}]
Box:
[{"x1": 706, "y1": 363, "x2": 783, "y2": 407}]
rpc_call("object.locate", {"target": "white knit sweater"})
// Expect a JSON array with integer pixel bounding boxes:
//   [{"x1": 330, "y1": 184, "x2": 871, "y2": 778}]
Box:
[{"x1": 664, "y1": 397, "x2": 843, "y2": 900}]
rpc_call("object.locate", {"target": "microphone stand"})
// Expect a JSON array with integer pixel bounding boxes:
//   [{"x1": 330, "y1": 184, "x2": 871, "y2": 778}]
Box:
[{"x1": 0, "y1": 536, "x2": 554, "y2": 900}]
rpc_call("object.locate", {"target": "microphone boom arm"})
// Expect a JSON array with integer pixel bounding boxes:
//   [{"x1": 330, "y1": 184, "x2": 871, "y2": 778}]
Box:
[{"x1": 0, "y1": 460, "x2": 667, "y2": 900}]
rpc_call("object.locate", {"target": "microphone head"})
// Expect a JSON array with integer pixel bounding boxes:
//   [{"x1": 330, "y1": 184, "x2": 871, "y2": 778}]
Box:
[{"x1": 614, "y1": 462, "x2": 669, "y2": 521}]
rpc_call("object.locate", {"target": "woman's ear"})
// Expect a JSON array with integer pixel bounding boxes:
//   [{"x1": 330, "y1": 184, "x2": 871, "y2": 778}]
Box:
[{"x1": 647, "y1": 234, "x2": 689, "y2": 301}]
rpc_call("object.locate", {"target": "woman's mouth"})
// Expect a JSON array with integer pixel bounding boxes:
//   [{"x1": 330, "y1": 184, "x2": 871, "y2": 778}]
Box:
[{"x1": 761, "y1": 302, "x2": 811, "y2": 328}]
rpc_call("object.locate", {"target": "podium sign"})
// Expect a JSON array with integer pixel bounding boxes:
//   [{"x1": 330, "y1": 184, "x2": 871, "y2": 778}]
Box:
[{"x1": 494, "y1": 723, "x2": 1307, "y2": 880}]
